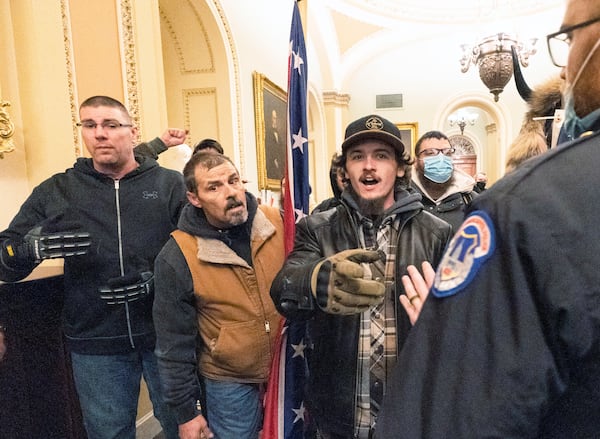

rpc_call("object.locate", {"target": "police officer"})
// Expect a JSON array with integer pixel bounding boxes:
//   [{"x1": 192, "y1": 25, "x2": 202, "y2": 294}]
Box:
[{"x1": 376, "y1": 1, "x2": 600, "y2": 437}]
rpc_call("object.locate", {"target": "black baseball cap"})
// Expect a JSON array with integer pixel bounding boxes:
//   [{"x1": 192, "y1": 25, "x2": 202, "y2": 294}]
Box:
[{"x1": 341, "y1": 114, "x2": 405, "y2": 156}]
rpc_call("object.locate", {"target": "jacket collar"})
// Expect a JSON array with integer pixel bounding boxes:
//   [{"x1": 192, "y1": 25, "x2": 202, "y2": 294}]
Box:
[
  {"x1": 194, "y1": 206, "x2": 276, "y2": 267},
  {"x1": 412, "y1": 167, "x2": 475, "y2": 203}
]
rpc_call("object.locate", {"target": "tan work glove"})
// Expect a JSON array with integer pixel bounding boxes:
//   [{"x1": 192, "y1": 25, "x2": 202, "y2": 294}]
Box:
[{"x1": 310, "y1": 248, "x2": 385, "y2": 315}]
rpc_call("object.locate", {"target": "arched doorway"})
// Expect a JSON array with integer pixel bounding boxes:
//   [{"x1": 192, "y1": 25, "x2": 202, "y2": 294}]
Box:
[
  {"x1": 448, "y1": 134, "x2": 477, "y2": 177},
  {"x1": 435, "y1": 95, "x2": 513, "y2": 185}
]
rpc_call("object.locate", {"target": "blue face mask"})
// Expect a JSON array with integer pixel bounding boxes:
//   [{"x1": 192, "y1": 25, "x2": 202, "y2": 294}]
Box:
[
  {"x1": 423, "y1": 154, "x2": 453, "y2": 183},
  {"x1": 562, "y1": 91, "x2": 600, "y2": 142},
  {"x1": 561, "y1": 37, "x2": 600, "y2": 142}
]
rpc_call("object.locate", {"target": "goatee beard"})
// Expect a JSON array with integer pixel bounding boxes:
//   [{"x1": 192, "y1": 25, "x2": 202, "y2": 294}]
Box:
[
  {"x1": 348, "y1": 184, "x2": 386, "y2": 216},
  {"x1": 229, "y1": 210, "x2": 248, "y2": 226}
]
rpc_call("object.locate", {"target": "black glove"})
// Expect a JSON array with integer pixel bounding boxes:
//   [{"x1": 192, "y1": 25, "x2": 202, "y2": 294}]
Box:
[
  {"x1": 99, "y1": 272, "x2": 154, "y2": 305},
  {"x1": 310, "y1": 248, "x2": 385, "y2": 315},
  {"x1": 2, "y1": 213, "x2": 91, "y2": 266}
]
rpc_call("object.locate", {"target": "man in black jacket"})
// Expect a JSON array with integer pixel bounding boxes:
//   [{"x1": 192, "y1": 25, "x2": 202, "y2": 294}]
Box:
[
  {"x1": 0, "y1": 96, "x2": 186, "y2": 439},
  {"x1": 271, "y1": 114, "x2": 452, "y2": 439},
  {"x1": 376, "y1": 1, "x2": 600, "y2": 437}
]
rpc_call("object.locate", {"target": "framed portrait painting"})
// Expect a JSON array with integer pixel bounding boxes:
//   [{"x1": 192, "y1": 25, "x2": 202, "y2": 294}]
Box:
[
  {"x1": 253, "y1": 72, "x2": 287, "y2": 190},
  {"x1": 396, "y1": 122, "x2": 419, "y2": 156}
]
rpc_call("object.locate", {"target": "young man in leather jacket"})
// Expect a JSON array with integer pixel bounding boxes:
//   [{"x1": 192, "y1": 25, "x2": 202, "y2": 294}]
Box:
[{"x1": 270, "y1": 114, "x2": 452, "y2": 439}]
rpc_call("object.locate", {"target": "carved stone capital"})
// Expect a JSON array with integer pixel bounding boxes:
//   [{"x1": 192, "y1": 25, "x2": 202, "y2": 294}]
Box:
[
  {"x1": 0, "y1": 100, "x2": 15, "y2": 159},
  {"x1": 322, "y1": 90, "x2": 351, "y2": 106}
]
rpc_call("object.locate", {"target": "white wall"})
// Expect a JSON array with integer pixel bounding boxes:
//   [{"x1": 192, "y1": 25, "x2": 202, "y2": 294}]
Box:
[
  {"x1": 217, "y1": 0, "x2": 296, "y2": 190},
  {"x1": 342, "y1": 8, "x2": 564, "y2": 131}
]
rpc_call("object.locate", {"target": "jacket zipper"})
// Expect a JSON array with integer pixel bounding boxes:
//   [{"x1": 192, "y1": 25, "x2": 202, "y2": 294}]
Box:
[
  {"x1": 249, "y1": 228, "x2": 275, "y2": 339},
  {"x1": 114, "y1": 179, "x2": 136, "y2": 349},
  {"x1": 253, "y1": 272, "x2": 272, "y2": 335}
]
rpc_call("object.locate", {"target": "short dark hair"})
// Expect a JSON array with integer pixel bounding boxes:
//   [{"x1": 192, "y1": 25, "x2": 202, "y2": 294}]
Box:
[
  {"x1": 414, "y1": 130, "x2": 450, "y2": 155},
  {"x1": 183, "y1": 152, "x2": 237, "y2": 193},
  {"x1": 193, "y1": 138, "x2": 224, "y2": 155},
  {"x1": 80, "y1": 96, "x2": 131, "y2": 121},
  {"x1": 330, "y1": 152, "x2": 342, "y2": 172}
]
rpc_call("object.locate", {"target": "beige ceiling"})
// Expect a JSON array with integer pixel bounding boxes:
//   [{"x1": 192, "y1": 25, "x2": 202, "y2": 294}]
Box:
[{"x1": 331, "y1": 10, "x2": 386, "y2": 54}]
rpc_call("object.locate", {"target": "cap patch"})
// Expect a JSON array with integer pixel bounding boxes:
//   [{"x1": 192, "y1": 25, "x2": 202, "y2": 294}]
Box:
[
  {"x1": 432, "y1": 210, "x2": 496, "y2": 298},
  {"x1": 365, "y1": 116, "x2": 384, "y2": 130},
  {"x1": 341, "y1": 114, "x2": 405, "y2": 156}
]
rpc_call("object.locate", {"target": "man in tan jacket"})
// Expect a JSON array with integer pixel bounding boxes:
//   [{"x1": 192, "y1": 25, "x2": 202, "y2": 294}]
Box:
[{"x1": 153, "y1": 152, "x2": 284, "y2": 439}]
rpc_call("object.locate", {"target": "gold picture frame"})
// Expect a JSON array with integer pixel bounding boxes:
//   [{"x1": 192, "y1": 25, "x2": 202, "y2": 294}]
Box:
[
  {"x1": 396, "y1": 122, "x2": 419, "y2": 156},
  {"x1": 253, "y1": 72, "x2": 288, "y2": 190}
]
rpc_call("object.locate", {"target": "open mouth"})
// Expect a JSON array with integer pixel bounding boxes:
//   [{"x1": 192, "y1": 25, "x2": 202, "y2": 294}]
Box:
[
  {"x1": 360, "y1": 175, "x2": 379, "y2": 186},
  {"x1": 226, "y1": 200, "x2": 244, "y2": 211}
]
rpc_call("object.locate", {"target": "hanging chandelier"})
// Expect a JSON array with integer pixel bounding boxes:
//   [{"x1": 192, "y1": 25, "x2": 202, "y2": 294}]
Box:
[
  {"x1": 448, "y1": 112, "x2": 478, "y2": 135},
  {"x1": 460, "y1": 33, "x2": 537, "y2": 102}
]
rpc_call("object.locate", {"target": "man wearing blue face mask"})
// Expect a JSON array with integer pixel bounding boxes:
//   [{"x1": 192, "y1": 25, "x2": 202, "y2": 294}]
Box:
[
  {"x1": 556, "y1": 12, "x2": 600, "y2": 144},
  {"x1": 411, "y1": 131, "x2": 478, "y2": 231}
]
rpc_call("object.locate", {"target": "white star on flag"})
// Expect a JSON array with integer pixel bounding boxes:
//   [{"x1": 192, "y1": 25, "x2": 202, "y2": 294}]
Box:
[
  {"x1": 292, "y1": 401, "x2": 307, "y2": 424},
  {"x1": 291, "y1": 338, "x2": 307, "y2": 358},
  {"x1": 294, "y1": 209, "x2": 307, "y2": 224},
  {"x1": 292, "y1": 128, "x2": 307, "y2": 154},
  {"x1": 292, "y1": 49, "x2": 304, "y2": 76}
]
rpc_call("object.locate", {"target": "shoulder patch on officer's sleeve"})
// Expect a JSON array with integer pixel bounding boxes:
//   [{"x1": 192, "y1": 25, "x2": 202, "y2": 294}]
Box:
[{"x1": 432, "y1": 210, "x2": 496, "y2": 298}]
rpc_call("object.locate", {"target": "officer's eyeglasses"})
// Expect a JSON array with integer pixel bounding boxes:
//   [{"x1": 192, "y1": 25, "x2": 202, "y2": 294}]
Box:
[
  {"x1": 416, "y1": 148, "x2": 455, "y2": 158},
  {"x1": 546, "y1": 16, "x2": 600, "y2": 67},
  {"x1": 76, "y1": 120, "x2": 133, "y2": 131}
]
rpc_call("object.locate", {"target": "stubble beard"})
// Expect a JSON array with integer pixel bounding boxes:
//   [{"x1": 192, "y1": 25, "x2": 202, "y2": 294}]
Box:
[
  {"x1": 228, "y1": 209, "x2": 248, "y2": 226},
  {"x1": 224, "y1": 197, "x2": 248, "y2": 226}
]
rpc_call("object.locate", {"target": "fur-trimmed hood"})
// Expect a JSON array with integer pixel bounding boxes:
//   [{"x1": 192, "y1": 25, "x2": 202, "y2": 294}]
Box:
[
  {"x1": 507, "y1": 74, "x2": 565, "y2": 170},
  {"x1": 524, "y1": 75, "x2": 564, "y2": 123}
]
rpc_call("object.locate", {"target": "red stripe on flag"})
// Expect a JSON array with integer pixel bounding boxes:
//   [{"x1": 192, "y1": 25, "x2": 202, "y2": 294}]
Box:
[{"x1": 262, "y1": 319, "x2": 287, "y2": 438}]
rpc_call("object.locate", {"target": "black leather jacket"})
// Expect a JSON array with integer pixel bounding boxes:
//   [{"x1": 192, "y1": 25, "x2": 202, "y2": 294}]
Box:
[{"x1": 271, "y1": 197, "x2": 452, "y2": 436}]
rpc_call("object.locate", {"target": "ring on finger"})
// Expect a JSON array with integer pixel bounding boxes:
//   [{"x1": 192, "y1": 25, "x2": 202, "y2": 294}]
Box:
[{"x1": 408, "y1": 294, "x2": 420, "y2": 304}]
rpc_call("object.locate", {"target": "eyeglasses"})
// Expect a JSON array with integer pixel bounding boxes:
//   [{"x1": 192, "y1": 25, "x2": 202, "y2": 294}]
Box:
[
  {"x1": 416, "y1": 147, "x2": 455, "y2": 158},
  {"x1": 546, "y1": 16, "x2": 600, "y2": 67},
  {"x1": 76, "y1": 120, "x2": 133, "y2": 130}
]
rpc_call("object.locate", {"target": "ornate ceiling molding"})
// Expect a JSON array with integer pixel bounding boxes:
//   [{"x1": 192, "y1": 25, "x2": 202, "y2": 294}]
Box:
[
  {"x1": 322, "y1": 90, "x2": 351, "y2": 106},
  {"x1": 332, "y1": 0, "x2": 563, "y2": 24}
]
